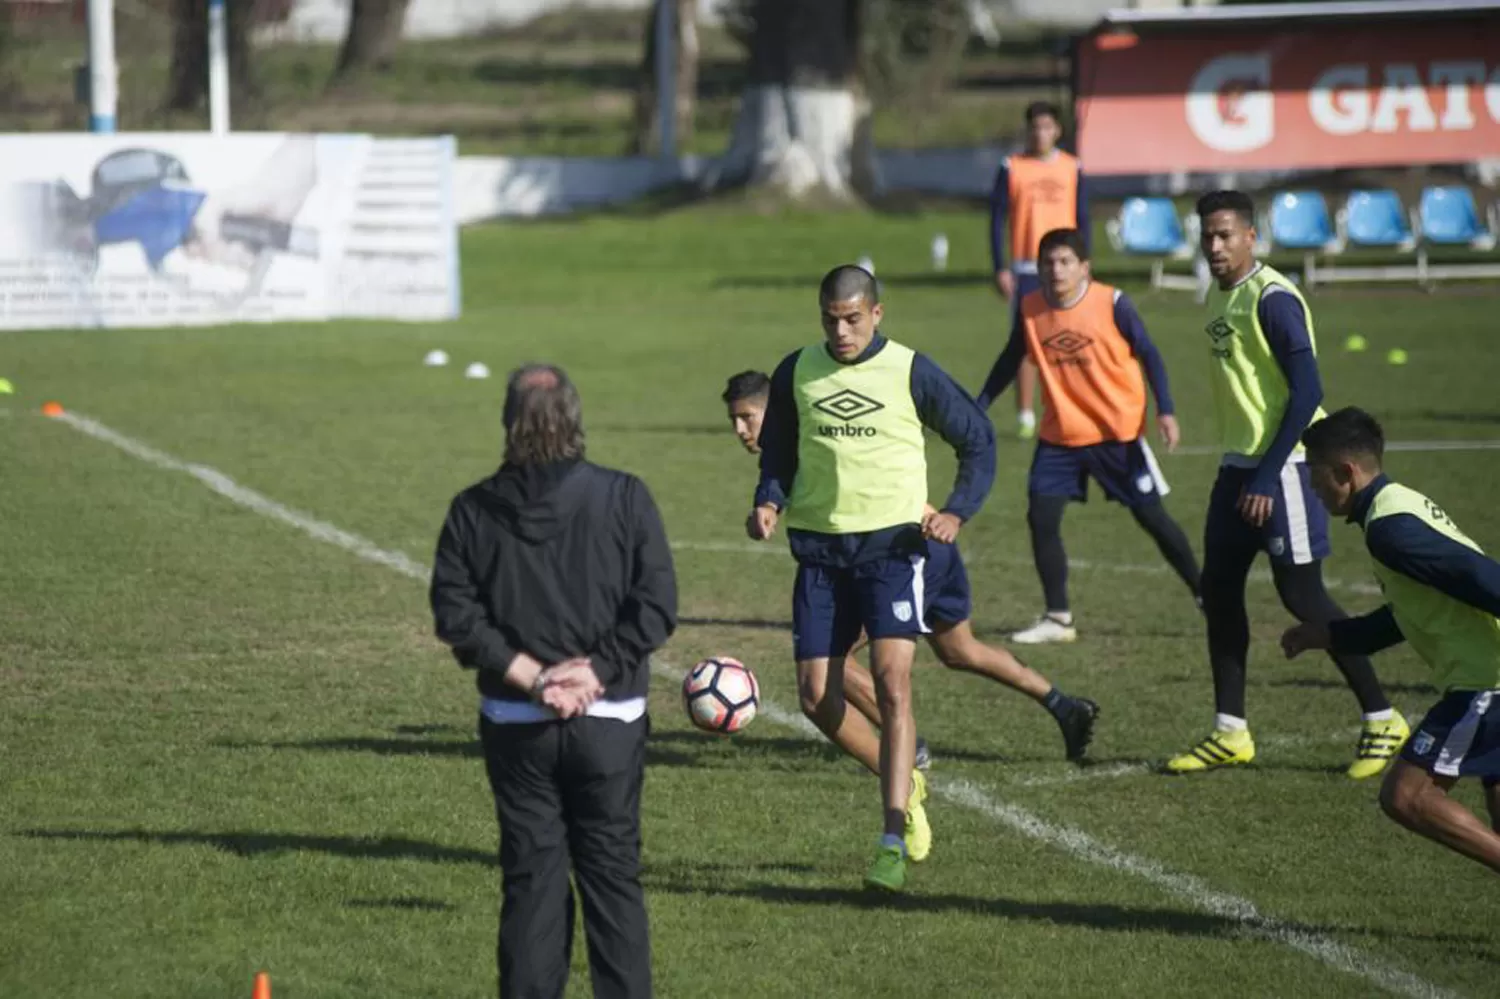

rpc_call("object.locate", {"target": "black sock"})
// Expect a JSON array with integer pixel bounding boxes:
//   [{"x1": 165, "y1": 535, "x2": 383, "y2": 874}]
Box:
[
  {"x1": 1042, "y1": 687, "x2": 1072, "y2": 720},
  {"x1": 1132, "y1": 502, "x2": 1203, "y2": 600},
  {"x1": 1028, "y1": 494, "x2": 1070, "y2": 612},
  {"x1": 1272, "y1": 561, "x2": 1391, "y2": 714}
]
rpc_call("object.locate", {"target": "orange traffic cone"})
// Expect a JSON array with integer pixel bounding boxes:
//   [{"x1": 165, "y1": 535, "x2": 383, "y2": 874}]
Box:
[
  {"x1": 252, "y1": 971, "x2": 271, "y2": 999},
  {"x1": 41, "y1": 401, "x2": 64, "y2": 418}
]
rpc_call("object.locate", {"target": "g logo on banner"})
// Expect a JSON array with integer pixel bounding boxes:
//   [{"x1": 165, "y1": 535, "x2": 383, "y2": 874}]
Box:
[{"x1": 1186, "y1": 53, "x2": 1275, "y2": 153}]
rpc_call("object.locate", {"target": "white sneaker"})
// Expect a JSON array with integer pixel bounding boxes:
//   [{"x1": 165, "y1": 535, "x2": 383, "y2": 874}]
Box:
[{"x1": 1011, "y1": 614, "x2": 1078, "y2": 645}]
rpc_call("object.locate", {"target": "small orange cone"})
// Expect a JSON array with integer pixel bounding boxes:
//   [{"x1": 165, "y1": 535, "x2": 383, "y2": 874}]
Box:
[
  {"x1": 41, "y1": 401, "x2": 64, "y2": 418},
  {"x1": 252, "y1": 971, "x2": 271, "y2": 999}
]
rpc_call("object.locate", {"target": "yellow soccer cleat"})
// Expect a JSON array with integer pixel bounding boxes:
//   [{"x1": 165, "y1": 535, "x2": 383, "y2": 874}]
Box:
[
  {"x1": 1347, "y1": 712, "x2": 1410, "y2": 780},
  {"x1": 1165, "y1": 728, "x2": 1256, "y2": 773},
  {"x1": 904, "y1": 768, "x2": 931, "y2": 863}
]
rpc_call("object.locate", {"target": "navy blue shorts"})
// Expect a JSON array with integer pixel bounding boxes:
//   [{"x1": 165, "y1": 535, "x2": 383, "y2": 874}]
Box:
[
  {"x1": 1029, "y1": 439, "x2": 1169, "y2": 509},
  {"x1": 1205, "y1": 462, "x2": 1330, "y2": 566},
  {"x1": 1402, "y1": 689, "x2": 1500, "y2": 787},
  {"x1": 792, "y1": 544, "x2": 972, "y2": 661}
]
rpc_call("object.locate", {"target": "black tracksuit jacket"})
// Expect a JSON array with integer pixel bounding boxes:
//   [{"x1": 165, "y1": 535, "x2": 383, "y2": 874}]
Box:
[{"x1": 430, "y1": 459, "x2": 677, "y2": 705}]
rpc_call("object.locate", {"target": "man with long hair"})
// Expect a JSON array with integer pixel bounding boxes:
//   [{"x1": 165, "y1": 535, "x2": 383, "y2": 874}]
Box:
[{"x1": 432, "y1": 364, "x2": 677, "y2": 998}]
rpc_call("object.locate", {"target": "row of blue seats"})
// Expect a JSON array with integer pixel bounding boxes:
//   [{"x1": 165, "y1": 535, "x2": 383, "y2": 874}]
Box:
[{"x1": 1110, "y1": 187, "x2": 1499, "y2": 259}]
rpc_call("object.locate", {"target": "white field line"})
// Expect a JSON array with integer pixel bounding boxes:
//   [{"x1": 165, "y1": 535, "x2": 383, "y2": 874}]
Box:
[
  {"x1": 55, "y1": 412, "x2": 431, "y2": 583},
  {"x1": 645, "y1": 671, "x2": 1455, "y2": 999},
  {"x1": 1015, "y1": 762, "x2": 1154, "y2": 787},
  {"x1": 54, "y1": 410, "x2": 1460, "y2": 999},
  {"x1": 670, "y1": 539, "x2": 1383, "y2": 597}
]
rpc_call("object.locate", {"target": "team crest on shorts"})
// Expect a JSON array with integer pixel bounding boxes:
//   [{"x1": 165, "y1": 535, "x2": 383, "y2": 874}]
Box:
[
  {"x1": 1136, "y1": 473, "x2": 1154, "y2": 494},
  {"x1": 1412, "y1": 731, "x2": 1436, "y2": 757},
  {"x1": 1269, "y1": 536, "x2": 1286, "y2": 556},
  {"x1": 892, "y1": 601, "x2": 913, "y2": 623}
]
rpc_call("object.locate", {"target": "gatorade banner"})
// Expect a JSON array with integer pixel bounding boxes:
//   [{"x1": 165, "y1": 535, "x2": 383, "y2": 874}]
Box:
[
  {"x1": 1076, "y1": 17, "x2": 1500, "y2": 174},
  {"x1": 0, "y1": 133, "x2": 459, "y2": 331}
]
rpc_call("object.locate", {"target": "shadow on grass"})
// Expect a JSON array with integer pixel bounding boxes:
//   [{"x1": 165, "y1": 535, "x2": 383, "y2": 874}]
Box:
[
  {"x1": 1263, "y1": 677, "x2": 1436, "y2": 697},
  {"x1": 647, "y1": 727, "x2": 1029, "y2": 767},
  {"x1": 19, "y1": 829, "x2": 496, "y2": 867},
  {"x1": 646, "y1": 877, "x2": 1241, "y2": 938},
  {"x1": 644, "y1": 873, "x2": 1500, "y2": 954},
  {"x1": 678, "y1": 615, "x2": 791, "y2": 632},
  {"x1": 344, "y1": 896, "x2": 455, "y2": 912},
  {"x1": 214, "y1": 735, "x2": 703, "y2": 769},
  {"x1": 1379, "y1": 408, "x2": 1500, "y2": 427}
]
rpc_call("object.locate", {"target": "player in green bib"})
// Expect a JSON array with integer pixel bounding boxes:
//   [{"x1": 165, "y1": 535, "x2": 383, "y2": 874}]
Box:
[
  {"x1": 748, "y1": 265, "x2": 998, "y2": 892},
  {"x1": 1283, "y1": 408, "x2": 1500, "y2": 873},
  {"x1": 1166, "y1": 190, "x2": 1404, "y2": 780}
]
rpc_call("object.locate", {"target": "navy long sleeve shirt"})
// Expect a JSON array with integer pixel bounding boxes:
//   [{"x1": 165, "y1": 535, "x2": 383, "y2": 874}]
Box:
[
  {"x1": 975, "y1": 287, "x2": 1174, "y2": 419},
  {"x1": 754, "y1": 335, "x2": 996, "y2": 567},
  {"x1": 1329, "y1": 476, "x2": 1500, "y2": 654},
  {"x1": 989, "y1": 159, "x2": 1090, "y2": 272},
  {"x1": 1249, "y1": 285, "x2": 1323, "y2": 496}
]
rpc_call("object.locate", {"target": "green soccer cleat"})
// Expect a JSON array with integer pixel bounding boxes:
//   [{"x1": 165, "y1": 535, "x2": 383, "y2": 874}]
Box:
[{"x1": 864, "y1": 845, "x2": 907, "y2": 893}]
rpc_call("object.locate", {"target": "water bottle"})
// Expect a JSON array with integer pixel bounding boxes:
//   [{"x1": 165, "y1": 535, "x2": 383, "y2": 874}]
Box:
[{"x1": 931, "y1": 233, "x2": 949, "y2": 272}]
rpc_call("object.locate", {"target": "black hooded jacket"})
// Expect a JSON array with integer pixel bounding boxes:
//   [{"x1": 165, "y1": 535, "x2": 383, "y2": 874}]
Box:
[{"x1": 430, "y1": 459, "x2": 677, "y2": 705}]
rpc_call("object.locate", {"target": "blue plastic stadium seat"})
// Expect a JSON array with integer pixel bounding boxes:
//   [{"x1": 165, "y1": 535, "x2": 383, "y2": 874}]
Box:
[
  {"x1": 1267, "y1": 191, "x2": 1335, "y2": 250},
  {"x1": 1418, "y1": 186, "x2": 1488, "y2": 245},
  {"x1": 1342, "y1": 190, "x2": 1413, "y2": 248},
  {"x1": 1114, "y1": 197, "x2": 1187, "y2": 256}
]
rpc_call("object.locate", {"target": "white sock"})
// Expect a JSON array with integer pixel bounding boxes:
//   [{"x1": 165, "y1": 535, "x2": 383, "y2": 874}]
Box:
[
  {"x1": 1019, "y1": 409, "x2": 1037, "y2": 429},
  {"x1": 1215, "y1": 713, "x2": 1248, "y2": 733},
  {"x1": 879, "y1": 833, "x2": 906, "y2": 854},
  {"x1": 1362, "y1": 708, "x2": 1395, "y2": 723},
  {"x1": 1047, "y1": 610, "x2": 1074, "y2": 626}
]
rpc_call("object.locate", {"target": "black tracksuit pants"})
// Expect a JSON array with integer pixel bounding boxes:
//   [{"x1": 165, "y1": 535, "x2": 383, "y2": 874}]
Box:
[{"x1": 481, "y1": 715, "x2": 651, "y2": 999}]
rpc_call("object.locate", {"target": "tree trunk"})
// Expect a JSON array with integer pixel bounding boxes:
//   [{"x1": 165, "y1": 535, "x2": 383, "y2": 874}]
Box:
[
  {"x1": 331, "y1": 0, "x2": 413, "y2": 85},
  {"x1": 630, "y1": 0, "x2": 699, "y2": 157},
  {"x1": 706, "y1": 0, "x2": 879, "y2": 200},
  {"x1": 164, "y1": 0, "x2": 258, "y2": 114}
]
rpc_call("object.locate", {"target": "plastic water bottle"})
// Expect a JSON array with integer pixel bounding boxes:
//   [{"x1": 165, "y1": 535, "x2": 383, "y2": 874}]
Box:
[{"x1": 931, "y1": 233, "x2": 949, "y2": 272}]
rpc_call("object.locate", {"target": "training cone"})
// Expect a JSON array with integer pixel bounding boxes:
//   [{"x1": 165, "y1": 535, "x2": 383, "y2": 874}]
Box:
[
  {"x1": 41, "y1": 401, "x2": 64, "y2": 418},
  {"x1": 1386, "y1": 348, "x2": 1409, "y2": 366},
  {"x1": 464, "y1": 361, "x2": 491, "y2": 380},
  {"x1": 1343, "y1": 334, "x2": 1367, "y2": 352},
  {"x1": 0, "y1": 376, "x2": 13, "y2": 394},
  {"x1": 423, "y1": 349, "x2": 449, "y2": 367},
  {"x1": 252, "y1": 971, "x2": 271, "y2": 999}
]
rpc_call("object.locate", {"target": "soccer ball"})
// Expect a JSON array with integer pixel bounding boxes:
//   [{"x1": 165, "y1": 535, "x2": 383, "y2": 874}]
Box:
[{"x1": 681, "y1": 657, "x2": 759, "y2": 734}]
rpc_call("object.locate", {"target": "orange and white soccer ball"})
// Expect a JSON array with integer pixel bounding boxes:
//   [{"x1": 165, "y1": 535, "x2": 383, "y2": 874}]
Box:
[{"x1": 681, "y1": 657, "x2": 760, "y2": 734}]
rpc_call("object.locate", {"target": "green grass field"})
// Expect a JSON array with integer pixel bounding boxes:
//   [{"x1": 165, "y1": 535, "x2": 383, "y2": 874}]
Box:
[{"x1": 4, "y1": 209, "x2": 1500, "y2": 998}]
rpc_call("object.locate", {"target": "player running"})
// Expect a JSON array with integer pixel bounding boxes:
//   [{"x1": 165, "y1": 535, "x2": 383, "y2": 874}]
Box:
[
  {"x1": 1166, "y1": 191, "x2": 1406, "y2": 779},
  {"x1": 726, "y1": 371, "x2": 932, "y2": 773},
  {"x1": 724, "y1": 369, "x2": 1098, "y2": 771},
  {"x1": 989, "y1": 101, "x2": 1090, "y2": 441},
  {"x1": 975, "y1": 227, "x2": 1202, "y2": 643},
  {"x1": 1283, "y1": 408, "x2": 1500, "y2": 872},
  {"x1": 745, "y1": 265, "x2": 1093, "y2": 893}
]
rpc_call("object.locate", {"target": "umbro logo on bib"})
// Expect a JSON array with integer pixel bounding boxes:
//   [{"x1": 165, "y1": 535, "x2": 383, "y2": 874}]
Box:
[
  {"x1": 1205, "y1": 317, "x2": 1235, "y2": 359},
  {"x1": 813, "y1": 389, "x2": 884, "y2": 422}
]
